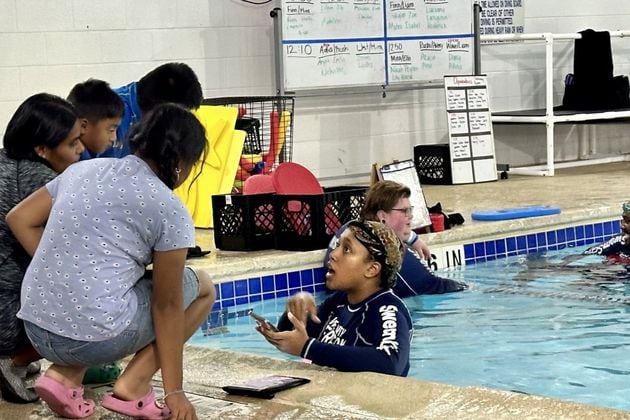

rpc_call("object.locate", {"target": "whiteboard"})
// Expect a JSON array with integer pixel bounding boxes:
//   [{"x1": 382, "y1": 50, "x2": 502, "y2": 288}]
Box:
[
  {"x1": 280, "y1": 0, "x2": 474, "y2": 91},
  {"x1": 444, "y1": 75, "x2": 497, "y2": 184},
  {"x1": 378, "y1": 160, "x2": 431, "y2": 228}
]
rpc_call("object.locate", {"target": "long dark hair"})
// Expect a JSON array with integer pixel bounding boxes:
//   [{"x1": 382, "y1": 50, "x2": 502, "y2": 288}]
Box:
[
  {"x1": 129, "y1": 103, "x2": 206, "y2": 189},
  {"x1": 3, "y1": 93, "x2": 77, "y2": 162}
]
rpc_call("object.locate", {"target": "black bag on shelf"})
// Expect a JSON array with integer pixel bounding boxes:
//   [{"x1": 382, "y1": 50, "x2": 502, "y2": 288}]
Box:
[{"x1": 562, "y1": 29, "x2": 630, "y2": 110}]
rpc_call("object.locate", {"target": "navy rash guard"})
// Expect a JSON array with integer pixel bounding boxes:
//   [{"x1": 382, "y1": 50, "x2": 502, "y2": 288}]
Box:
[
  {"x1": 277, "y1": 289, "x2": 412, "y2": 376},
  {"x1": 584, "y1": 233, "x2": 630, "y2": 263},
  {"x1": 325, "y1": 223, "x2": 467, "y2": 297}
]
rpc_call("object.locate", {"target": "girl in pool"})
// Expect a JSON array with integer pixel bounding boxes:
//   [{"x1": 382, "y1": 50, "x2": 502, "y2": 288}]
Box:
[
  {"x1": 584, "y1": 201, "x2": 630, "y2": 263},
  {"x1": 7, "y1": 103, "x2": 215, "y2": 419},
  {"x1": 257, "y1": 220, "x2": 412, "y2": 377}
]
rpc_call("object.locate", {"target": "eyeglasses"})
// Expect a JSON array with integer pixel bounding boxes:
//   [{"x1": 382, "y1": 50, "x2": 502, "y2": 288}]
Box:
[{"x1": 390, "y1": 207, "x2": 414, "y2": 216}]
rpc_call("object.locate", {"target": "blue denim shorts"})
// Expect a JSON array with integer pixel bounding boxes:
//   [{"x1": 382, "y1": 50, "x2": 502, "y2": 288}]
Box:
[{"x1": 24, "y1": 267, "x2": 200, "y2": 366}]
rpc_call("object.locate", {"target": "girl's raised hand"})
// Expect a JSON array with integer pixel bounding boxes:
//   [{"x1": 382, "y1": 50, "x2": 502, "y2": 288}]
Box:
[{"x1": 286, "y1": 292, "x2": 320, "y2": 325}]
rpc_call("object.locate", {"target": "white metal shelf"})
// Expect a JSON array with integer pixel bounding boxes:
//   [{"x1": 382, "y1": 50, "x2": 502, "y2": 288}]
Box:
[{"x1": 482, "y1": 31, "x2": 630, "y2": 176}]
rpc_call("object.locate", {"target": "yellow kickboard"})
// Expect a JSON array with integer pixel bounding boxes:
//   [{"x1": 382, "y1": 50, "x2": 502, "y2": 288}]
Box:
[
  {"x1": 220, "y1": 129, "x2": 247, "y2": 193},
  {"x1": 174, "y1": 105, "x2": 239, "y2": 228}
]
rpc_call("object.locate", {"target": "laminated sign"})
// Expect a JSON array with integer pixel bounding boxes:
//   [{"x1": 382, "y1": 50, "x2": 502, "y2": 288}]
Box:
[{"x1": 444, "y1": 75, "x2": 498, "y2": 184}]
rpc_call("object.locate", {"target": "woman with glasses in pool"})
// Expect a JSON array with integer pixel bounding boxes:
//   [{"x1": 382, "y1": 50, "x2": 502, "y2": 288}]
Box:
[{"x1": 324, "y1": 180, "x2": 467, "y2": 297}]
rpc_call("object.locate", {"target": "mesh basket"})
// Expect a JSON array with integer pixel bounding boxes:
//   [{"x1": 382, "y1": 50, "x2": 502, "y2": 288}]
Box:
[
  {"x1": 413, "y1": 144, "x2": 453, "y2": 185},
  {"x1": 274, "y1": 187, "x2": 368, "y2": 251},
  {"x1": 202, "y1": 96, "x2": 294, "y2": 191},
  {"x1": 212, "y1": 193, "x2": 276, "y2": 251}
]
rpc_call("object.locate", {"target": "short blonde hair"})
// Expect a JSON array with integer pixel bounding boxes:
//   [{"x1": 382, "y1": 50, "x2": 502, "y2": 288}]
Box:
[{"x1": 360, "y1": 181, "x2": 411, "y2": 221}]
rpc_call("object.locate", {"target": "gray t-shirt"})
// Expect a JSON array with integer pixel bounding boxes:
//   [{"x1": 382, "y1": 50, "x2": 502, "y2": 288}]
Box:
[{"x1": 18, "y1": 155, "x2": 195, "y2": 341}]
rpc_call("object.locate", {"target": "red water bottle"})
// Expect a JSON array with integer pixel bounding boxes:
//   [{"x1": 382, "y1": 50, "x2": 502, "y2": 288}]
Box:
[{"x1": 430, "y1": 213, "x2": 445, "y2": 232}]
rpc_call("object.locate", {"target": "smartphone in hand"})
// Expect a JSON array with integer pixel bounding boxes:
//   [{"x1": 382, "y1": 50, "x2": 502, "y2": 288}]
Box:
[{"x1": 249, "y1": 311, "x2": 279, "y2": 332}]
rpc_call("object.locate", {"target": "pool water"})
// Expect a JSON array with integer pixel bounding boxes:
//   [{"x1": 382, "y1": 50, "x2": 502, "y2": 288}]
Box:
[{"x1": 188, "y1": 244, "x2": 630, "y2": 412}]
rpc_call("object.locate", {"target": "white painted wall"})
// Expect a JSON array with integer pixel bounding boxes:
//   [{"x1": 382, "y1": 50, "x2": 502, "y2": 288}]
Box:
[
  {"x1": 483, "y1": 1, "x2": 630, "y2": 170},
  {"x1": 2, "y1": 0, "x2": 630, "y2": 185}
]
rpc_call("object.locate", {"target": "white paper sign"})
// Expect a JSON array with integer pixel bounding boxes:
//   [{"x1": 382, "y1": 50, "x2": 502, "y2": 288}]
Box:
[{"x1": 444, "y1": 75, "x2": 497, "y2": 184}]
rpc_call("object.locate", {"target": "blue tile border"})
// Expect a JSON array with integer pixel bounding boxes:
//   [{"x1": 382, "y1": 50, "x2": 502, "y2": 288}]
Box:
[
  {"x1": 210, "y1": 219, "x2": 621, "y2": 312},
  {"x1": 462, "y1": 219, "x2": 619, "y2": 265}
]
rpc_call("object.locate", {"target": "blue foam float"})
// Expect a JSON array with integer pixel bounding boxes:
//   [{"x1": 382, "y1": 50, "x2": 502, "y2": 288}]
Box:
[{"x1": 471, "y1": 206, "x2": 561, "y2": 221}]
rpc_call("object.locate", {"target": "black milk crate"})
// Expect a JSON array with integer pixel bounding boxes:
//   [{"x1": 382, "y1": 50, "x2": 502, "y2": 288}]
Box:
[
  {"x1": 274, "y1": 186, "x2": 368, "y2": 251},
  {"x1": 212, "y1": 193, "x2": 276, "y2": 251},
  {"x1": 413, "y1": 144, "x2": 453, "y2": 185}
]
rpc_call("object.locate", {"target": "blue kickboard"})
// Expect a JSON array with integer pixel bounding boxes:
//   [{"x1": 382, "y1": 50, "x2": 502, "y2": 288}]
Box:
[{"x1": 471, "y1": 206, "x2": 561, "y2": 221}]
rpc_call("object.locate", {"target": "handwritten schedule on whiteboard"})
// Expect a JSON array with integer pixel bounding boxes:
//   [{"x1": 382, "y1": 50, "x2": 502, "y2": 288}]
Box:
[
  {"x1": 444, "y1": 75, "x2": 497, "y2": 184},
  {"x1": 281, "y1": 0, "x2": 474, "y2": 90}
]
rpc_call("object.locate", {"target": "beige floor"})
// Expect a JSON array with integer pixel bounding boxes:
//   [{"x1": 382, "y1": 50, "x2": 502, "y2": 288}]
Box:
[{"x1": 3, "y1": 163, "x2": 630, "y2": 419}]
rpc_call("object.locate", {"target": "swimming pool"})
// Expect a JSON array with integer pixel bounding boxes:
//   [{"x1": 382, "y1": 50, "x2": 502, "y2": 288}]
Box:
[{"x1": 188, "y1": 244, "x2": 630, "y2": 412}]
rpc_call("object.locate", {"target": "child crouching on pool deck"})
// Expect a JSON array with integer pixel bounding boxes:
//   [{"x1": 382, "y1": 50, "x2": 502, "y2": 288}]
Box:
[
  {"x1": 7, "y1": 104, "x2": 215, "y2": 419},
  {"x1": 583, "y1": 201, "x2": 630, "y2": 263},
  {"x1": 256, "y1": 220, "x2": 412, "y2": 377}
]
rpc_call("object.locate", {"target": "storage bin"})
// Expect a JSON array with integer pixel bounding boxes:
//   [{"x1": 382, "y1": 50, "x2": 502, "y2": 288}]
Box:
[
  {"x1": 212, "y1": 193, "x2": 276, "y2": 251},
  {"x1": 413, "y1": 144, "x2": 453, "y2": 185},
  {"x1": 274, "y1": 186, "x2": 368, "y2": 251},
  {"x1": 202, "y1": 96, "x2": 295, "y2": 189}
]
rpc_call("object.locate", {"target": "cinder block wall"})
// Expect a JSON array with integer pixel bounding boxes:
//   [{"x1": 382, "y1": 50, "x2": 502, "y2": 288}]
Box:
[{"x1": 2, "y1": 0, "x2": 630, "y2": 184}]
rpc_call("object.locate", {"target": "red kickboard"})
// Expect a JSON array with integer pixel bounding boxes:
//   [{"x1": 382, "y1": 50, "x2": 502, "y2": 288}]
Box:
[{"x1": 272, "y1": 163, "x2": 339, "y2": 236}]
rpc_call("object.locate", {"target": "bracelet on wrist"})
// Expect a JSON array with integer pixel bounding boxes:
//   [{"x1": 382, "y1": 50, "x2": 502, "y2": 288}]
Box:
[
  {"x1": 406, "y1": 231, "x2": 418, "y2": 246},
  {"x1": 160, "y1": 389, "x2": 185, "y2": 403}
]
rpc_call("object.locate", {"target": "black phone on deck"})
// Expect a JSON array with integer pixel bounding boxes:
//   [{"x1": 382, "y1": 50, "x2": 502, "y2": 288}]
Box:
[
  {"x1": 249, "y1": 310, "x2": 279, "y2": 332},
  {"x1": 222, "y1": 375, "x2": 310, "y2": 399}
]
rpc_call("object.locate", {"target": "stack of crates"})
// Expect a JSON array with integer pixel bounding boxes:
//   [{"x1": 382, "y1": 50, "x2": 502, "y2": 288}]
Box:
[{"x1": 212, "y1": 186, "x2": 368, "y2": 251}]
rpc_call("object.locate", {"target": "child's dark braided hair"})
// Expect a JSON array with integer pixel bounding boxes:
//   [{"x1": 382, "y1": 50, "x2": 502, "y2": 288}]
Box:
[
  {"x1": 128, "y1": 103, "x2": 206, "y2": 189},
  {"x1": 347, "y1": 220, "x2": 405, "y2": 289}
]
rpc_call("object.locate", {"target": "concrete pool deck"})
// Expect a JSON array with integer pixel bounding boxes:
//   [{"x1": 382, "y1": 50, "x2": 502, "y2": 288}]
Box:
[
  {"x1": 2, "y1": 163, "x2": 630, "y2": 418},
  {"x1": 3, "y1": 347, "x2": 629, "y2": 419}
]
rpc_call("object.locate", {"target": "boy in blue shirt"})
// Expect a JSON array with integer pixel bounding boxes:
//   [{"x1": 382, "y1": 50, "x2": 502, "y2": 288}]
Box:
[
  {"x1": 100, "y1": 62, "x2": 202, "y2": 158},
  {"x1": 67, "y1": 79, "x2": 124, "y2": 160},
  {"x1": 257, "y1": 220, "x2": 412, "y2": 376}
]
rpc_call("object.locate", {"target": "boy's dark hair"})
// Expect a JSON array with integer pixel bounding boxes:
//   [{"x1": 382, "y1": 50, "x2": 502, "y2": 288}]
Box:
[
  {"x1": 136, "y1": 62, "x2": 203, "y2": 113},
  {"x1": 67, "y1": 79, "x2": 124, "y2": 121},
  {"x1": 129, "y1": 103, "x2": 206, "y2": 189},
  {"x1": 4, "y1": 93, "x2": 77, "y2": 162},
  {"x1": 360, "y1": 180, "x2": 411, "y2": 221}
]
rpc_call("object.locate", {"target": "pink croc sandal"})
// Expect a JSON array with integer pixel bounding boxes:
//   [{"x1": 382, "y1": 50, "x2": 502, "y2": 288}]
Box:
[
  {"x1": 101, "y1": 387, "x2": 171, "y2": 419},
  {"x1": 34, "y1": 375, "x2": 95, "y2": 418}
]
